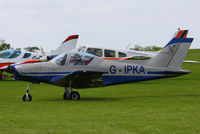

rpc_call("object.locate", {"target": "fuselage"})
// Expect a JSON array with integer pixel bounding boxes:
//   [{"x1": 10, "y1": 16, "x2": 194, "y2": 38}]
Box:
[{"x1": 9, "y1": 51, "x2": 190, "y2": 88}]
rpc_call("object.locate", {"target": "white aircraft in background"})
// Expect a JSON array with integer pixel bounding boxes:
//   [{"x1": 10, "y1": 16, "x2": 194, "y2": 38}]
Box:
[
  {"x1": 76, "y1": 29, "x2": 198, "y2": 63},
  {"x1": 0, "y1": 35, "x2": 79, "y2": 79}
]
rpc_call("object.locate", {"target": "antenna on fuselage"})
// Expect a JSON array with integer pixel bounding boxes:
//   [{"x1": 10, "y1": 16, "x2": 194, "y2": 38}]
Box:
[
  {"x1": 40, "y1": 46, "x2": 45, "y2": 56},
  {"x1": 126, "y1": 42, "x2": 132, "y2": 50}
]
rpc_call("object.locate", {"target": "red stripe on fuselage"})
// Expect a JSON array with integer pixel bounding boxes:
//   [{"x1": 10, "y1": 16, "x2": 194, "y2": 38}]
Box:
[
  {"x1": 0, "y1": 63, "x2": 15, "y2": 68},
  {"x1": 103, "y1": 58, "x2": 122, "y2": 60},
  {"x1": 20, "y1": 60, "x2": 41, "y2": 64}
]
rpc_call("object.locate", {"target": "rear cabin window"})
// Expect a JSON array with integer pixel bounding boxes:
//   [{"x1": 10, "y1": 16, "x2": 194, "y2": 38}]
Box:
[
  {"x1": 86, "y1": 48, "x2": 103, "y2": 57},
  {"x1": 104, "y1": 49, "x2": 115, "y2": 57},
  {"x1": 9, "y1": 51, "x2": 21, "y2": 58},
  {"x1": 118, "y1": 52, "x2": 127, "y2": 57},
  {"x1": 23, "y1": 53, "x2": 31, "y2": 58}
]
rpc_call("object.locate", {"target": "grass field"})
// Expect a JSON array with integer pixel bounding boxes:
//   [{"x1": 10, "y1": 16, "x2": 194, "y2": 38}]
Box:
[{"x1": 0, "y1": 49, "x2": 200, "y2": 134}]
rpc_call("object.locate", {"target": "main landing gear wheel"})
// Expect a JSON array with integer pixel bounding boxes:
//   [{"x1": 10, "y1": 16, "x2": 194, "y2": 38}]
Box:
[
  {"x1": 22, "y1": 82, "x2": 32, "y2": 102},
  {"x1": 63, "y1": 91, "x2": 80, "y2": 100},
  {"x1": 70, "y1": 91, "x2": 80, "y2": 100},
  {"x1": 63, "y1": 81, "x2": 80, "y2": 101}
]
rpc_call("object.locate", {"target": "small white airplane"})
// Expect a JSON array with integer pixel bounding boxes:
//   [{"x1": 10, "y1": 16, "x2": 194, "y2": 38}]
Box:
[
  {"x1": 0, "y1": 35, "x2": 79, "y2": 79},
  {"x1": 4, "y1": 30, "x2": 193, "y2": 101},
  {"x1": 76, "y1": 29, "x2": 198, "y2": 63}
]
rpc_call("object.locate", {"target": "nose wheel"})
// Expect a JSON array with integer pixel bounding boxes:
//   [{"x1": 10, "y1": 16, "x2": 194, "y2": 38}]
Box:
[
  {"x1": 22, "y1": 93, "x2": 32, "y2": 101},
  {"x1": 22, "y1": 82, "x2": 32, "y2": 102}
]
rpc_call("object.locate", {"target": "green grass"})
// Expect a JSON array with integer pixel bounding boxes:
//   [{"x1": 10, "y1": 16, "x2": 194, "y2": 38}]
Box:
[{"x1": 0, "y1": 49, "x2": 200, "y2": 134}]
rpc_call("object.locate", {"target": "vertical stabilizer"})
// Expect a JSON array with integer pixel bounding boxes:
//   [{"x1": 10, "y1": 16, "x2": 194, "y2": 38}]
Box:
[
  {"x1": 147, "y1": 30, "x2": 193, "y2": 69},
  {"x1": 52, "y1": 35, "x2": 79, "y2": 55}
]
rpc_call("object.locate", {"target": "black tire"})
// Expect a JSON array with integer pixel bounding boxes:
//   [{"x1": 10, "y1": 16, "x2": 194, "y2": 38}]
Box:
[
  {"x1": 22, "y1": 94, "x2": 32, "y2": 102},
  {"x1": 63, "y1": 92, "x2": 70, "y2": 100},
  {"x1": 70, "y1": 91, "x2": 80, "y2": 100}
]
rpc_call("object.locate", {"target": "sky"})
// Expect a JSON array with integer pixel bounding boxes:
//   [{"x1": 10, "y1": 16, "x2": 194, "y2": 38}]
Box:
[{"x1": 0, "y1": 0, "x2": 199, "y2": 52}]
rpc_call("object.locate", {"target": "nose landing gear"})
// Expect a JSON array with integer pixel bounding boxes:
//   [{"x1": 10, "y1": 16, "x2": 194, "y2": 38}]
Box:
[
  {"x1": 22, "y1": 82, "x2": 32, "y2": 101},
  {"x1": 22, "y1": 82, "x2": 32, "y2": 102}
]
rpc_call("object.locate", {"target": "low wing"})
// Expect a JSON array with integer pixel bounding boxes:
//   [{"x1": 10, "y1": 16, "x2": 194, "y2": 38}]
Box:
[
  {"x1": 53, "y1": 71, "x2": 104, "y2": 88},
  {"x1": 121, "y1": 55, "x2": 152, "y2": 60},
  {"x1": 184, "y1": 60, "x2": 200, "y2": 63}
]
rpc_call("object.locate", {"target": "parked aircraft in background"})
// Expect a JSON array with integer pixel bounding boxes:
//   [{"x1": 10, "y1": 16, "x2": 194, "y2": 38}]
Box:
[
  {"x1": 5, "y1": 30, "x2": 193, "y2": 101},
  {"x1": 77, "y1": 29, "x2": 198, "y2": 63},
  {"x1": 0, "y1": 35, "x2": 79, "y2": 79},
  {"x1": 72, "y1": 30, "x2": 187, "y2": 60}
]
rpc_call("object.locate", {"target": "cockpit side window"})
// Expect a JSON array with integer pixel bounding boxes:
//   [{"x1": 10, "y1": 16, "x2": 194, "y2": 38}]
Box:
[
  {"x1": 86, "y1": 48, "x2": 102, "y2": 57},
  {"x1": 118, "y1": 52, "x2": 127, "y2": 57},
  {"x1": 51, "y1": 53, "x2": 68, "y2": 66},
  {"x1": 23, "y1": 53, "x2": 32, "y2": 58},
  {"x1": 0, "y1": 52, "x2": 10, "y2": 58},
  {"x1": 104, "y1": 49, "x2": 115, "y2": 57}
]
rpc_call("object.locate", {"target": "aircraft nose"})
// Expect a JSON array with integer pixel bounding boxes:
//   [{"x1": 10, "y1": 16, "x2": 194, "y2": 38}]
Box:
[
  {"x1": 2, "y1": 64, "x2": 22, "y2": 80},
  {"x1": 3, "y1": 64, "x2": 15, "y2": 73}
]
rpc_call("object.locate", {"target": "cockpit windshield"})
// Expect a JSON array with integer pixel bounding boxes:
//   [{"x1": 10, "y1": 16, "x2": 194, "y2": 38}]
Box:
[
  {"x1": 0, "y1": 49, "x2": 21, "y2": 59},
  {"x1": 77, "y1": 46, "x2": 86, "y2": 53},
  {"x1": 51, "y1": 53, "x2": 68, "y2": 66}
]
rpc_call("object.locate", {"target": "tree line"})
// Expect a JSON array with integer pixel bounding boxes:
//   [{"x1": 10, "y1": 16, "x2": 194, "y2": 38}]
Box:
[
  {"x1": 129, "y1": 44, "x2": 162, "y2": 51},
  {"x1": 0, "y1": 39, "x2": 40, "y2": 52}
]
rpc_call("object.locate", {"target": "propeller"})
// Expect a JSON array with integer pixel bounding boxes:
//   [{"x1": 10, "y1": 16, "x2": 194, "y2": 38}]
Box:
[{"x1": 126, "y1": 42, "x2": 133, "y2": 50}]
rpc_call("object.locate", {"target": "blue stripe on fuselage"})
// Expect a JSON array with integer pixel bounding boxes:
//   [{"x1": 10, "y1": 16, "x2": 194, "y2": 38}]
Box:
[
  {"x1": 147, "y1": 71, "x2": 177, "y2": 74},
  {"x1": 102, "y1": 75, "x2": 164, "y2": 85}
]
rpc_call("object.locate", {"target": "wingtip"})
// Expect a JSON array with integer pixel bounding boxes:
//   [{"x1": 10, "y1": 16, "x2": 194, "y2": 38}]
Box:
[{"x1": 62, "y1": 35, "x2": 79, "y2": 44}]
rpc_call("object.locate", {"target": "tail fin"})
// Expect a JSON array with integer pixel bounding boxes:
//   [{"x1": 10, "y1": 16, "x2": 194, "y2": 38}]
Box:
[
  {"x1": 147, "y1": 30, "x2": 193, "y2": 69},
  {"x1": 173, "y1": 29, "x2": 188, "y2": 38},
  {"x1": 51, "y1": 35, "x2": 79, "y2": 55}
]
